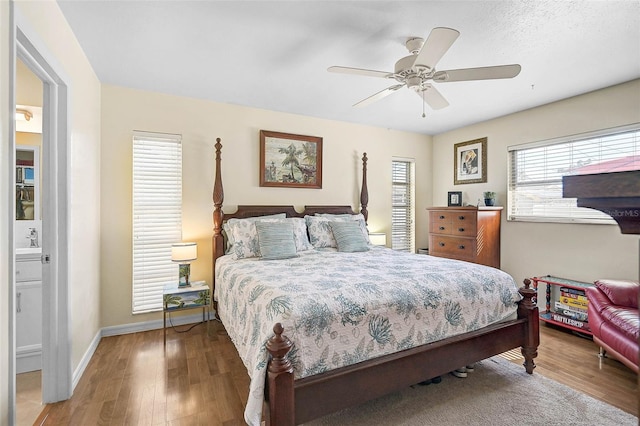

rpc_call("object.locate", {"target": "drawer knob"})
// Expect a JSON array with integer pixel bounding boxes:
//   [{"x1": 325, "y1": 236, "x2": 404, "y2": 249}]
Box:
[
  {"x1": 439, "y1": 215, "x2": 445, "y2": 219},
  {"x1": 439, "y1": 242, "x2": 445, "y2": 247},
  {"x1": 458, "y1": 216, "x2": 465, "y2": 220},
  {"x1": 458, "y1": 228, "x2": 464, "y2": 232},
  {"x1": 439, "y1": 226, "x2": 445, "y2": 231},
  {"x1": 458, "y1": 245, "x2": 465, "y2": 250}
]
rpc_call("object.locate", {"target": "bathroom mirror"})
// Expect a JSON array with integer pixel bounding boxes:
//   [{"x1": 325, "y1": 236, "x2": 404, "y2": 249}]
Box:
[{"x1": 16, "y1": 145, "x2": 40, "y2": 221}]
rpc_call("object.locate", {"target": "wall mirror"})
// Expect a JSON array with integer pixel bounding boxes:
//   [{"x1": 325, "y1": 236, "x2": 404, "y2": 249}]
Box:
[{"x1": 16, "y1": 145, "x2": 40, "y2": 221}]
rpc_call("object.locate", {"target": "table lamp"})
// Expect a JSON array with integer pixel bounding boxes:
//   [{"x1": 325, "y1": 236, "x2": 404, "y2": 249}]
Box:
[{"x1": 171, "y1": 242, "x2": 197, "y2": 287}]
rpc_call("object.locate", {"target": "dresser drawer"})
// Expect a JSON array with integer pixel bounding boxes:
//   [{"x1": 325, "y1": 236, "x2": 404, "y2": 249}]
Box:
[
  {"x1": 430, "y1": 211, "x2": 477, "y2": 236},
  {"x1": 429, "y1": 211, "x2": 453, "y2": 225},
  {"x1": 16, "y1": 260, "x2": 42, "y2": 282},
  {"x1": 451, "y1": 214, "x2": 477, "y2": 236},
  {"x1": 429, "y1": 235, "x2": 476, "y2": 261}
]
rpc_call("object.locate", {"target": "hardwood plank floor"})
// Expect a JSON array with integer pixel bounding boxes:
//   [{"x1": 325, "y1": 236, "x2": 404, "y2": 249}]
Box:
[{"x1": 34, "y1": 319, "x2": 637, "y2": 425}]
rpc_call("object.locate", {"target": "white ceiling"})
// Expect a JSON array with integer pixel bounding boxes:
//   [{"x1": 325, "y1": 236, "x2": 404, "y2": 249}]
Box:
[{"x1": 57, "y1": 1, "x2": 640, "y2": 136}]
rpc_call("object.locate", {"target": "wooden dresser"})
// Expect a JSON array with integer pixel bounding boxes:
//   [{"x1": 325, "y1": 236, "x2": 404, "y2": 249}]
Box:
[{"x1": 427, "y1": 206, "x2": 502, "y2": 268}]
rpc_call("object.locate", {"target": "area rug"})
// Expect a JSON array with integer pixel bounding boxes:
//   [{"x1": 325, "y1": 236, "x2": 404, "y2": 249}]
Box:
[{"x1": 306, "y1": 356, "x2": 636, "y2": 425}]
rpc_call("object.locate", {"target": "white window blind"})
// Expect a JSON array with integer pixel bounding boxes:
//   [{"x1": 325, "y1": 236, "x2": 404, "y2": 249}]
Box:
[
  {"x1": 508, "y1": 124, "x2": 640, "y2": 224},
  {"x1": 392, "y1": 159, "x2": 415, "y2": 252},
  {"x1": 132, "y1": 132, "x2": 182, "y2": 314}
]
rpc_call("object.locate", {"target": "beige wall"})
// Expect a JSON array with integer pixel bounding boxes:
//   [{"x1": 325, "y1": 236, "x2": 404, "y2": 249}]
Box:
[
  {"x1": 100, "y1": 85, "x2": 432, "y2": 327},
  {"x1": 10, "y1": 0, "x2": 102, "y2": 399},
  {"x1": 433, "y1": 80, "x2": 640, "y2": 293},
  {"x1": 16, "y1": 58, "x2": 42, "y2": 106}
]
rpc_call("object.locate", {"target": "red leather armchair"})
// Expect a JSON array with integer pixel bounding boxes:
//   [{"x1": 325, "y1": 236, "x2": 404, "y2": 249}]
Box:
[{"x1": 586, "y1": 279, "x2": 639, "y2": 373}]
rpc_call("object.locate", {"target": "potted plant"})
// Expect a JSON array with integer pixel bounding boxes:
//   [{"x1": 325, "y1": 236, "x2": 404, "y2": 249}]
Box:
[{"x1": 483, "y1": 191, "x2": 496, "y2": 206}]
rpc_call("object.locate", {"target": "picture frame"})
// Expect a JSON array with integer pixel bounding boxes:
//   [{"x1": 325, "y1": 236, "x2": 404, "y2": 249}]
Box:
[
  {"x1": 454, "y1": 137, "x2": 487, "y2": 185},
  {"x1": 260, "y1": 130, "x2": 323, "y2": 189},
  {"x1": 448, "y1": 191, "x2": 462, "y2": 207}
]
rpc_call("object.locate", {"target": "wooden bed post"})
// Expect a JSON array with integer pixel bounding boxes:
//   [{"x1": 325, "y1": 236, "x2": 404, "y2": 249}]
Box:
[
  {"x1": 266, "y1": 323, "x2": 295, "y2": 426},
  {"x1": 212, "y1": 138, "x2": 224, "y2": 314},
  {"x1": 360, "y1": 152, "x2": 368, "y2": 222},
  {"x1": 518, "y1": 279, "x2": 539, "y2": 374}
]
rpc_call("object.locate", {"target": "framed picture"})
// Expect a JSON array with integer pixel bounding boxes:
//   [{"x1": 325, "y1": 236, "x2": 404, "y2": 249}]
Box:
[
  {"x1": 260, "y1": 130, "x2": 323, "y2": 188},
  {"x1": 448, "y1": 191, "x2": 462, "y2": 207},
  {"x1": 454, "y1": 137, "x2": 487, "y2": 185}
]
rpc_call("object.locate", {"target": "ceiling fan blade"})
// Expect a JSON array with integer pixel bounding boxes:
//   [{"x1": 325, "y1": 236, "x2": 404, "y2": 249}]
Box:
[
  {"x1": 413, "y1": 27, "x2": 460, "y2": 70},
  {"x1": 328, "y1": 66, "x2": 393, "y2": 79},
  {"x1": 416, "y1": 84, "x2": 449, "y2": 110},
  {"x1": 433, "y1": 64, "x2": 522, "y2": 82},
  {"x1": 354, "y1": 84, "x2": 404, "y2": 108}
]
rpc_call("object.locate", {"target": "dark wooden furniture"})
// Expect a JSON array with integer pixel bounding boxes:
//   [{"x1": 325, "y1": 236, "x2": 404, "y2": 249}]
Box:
[
  {"x1": 211, "y1": 138, "x2": 539, "y2": 426},
  {"x1": 427, "y1": 206, "x2": 502, "y2": 268},
  {"x1": 563, "y1": 170, "x2": 640, "y2": 234}
]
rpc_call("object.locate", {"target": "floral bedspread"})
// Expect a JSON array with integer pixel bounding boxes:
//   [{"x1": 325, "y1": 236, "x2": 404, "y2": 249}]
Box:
[{"x1": 214, "y1": 247, "x2": 521, "y2": 425}]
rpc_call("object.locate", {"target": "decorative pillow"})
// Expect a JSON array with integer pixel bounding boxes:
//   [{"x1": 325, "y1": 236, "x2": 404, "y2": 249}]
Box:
[
  {"x1": 222, "y1": 222, "x2": 234, "y2": 254},
  {"x1": 315, "y1": 213, "x2": 354, "y2": 219},
  {"x1": 330, "y1": 221, "x2": 370, "y2": 253},
  {"x1": 287, "y1": 217, "x2": 314, "y2": 252},
  {"x1": 305, "y1": 214, "x2": 370, "y2": 248},
  {"x1": 255, "y1": 221, "x2": 297, "y2": 260},
  {"x1": 226, "y1": 214, "x2": 287, "y2": 259}
]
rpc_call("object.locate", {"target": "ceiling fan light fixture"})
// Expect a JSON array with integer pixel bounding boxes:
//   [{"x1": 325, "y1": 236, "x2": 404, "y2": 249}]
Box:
[
  {"x1": 328, "y1": 27, "x2": 520, "y2": 112},
  {"x1": 406, "y1": 76, "x2": 422, "y2": 89}
]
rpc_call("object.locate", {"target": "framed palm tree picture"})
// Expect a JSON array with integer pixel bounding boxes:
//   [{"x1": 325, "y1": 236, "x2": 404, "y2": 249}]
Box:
[{"x1": 259, "y1": 130, "x2": 323, "y2": 188}]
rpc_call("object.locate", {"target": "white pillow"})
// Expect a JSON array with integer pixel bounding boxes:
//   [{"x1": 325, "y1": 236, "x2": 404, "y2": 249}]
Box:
[
  {"x1": 305, "y1": 213, "x2": 370, "y2": 248},
  {"x1": 228, "y1": 216, "x2": 312, "y2": 259},
  {"x1": 225, "y1": 214, "x2": 286, "y2": 258}
]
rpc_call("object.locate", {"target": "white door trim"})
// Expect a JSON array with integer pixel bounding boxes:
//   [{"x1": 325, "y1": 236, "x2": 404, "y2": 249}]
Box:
[{"x1": 12, "y1": 8, "x2": 72, "y2": 407}]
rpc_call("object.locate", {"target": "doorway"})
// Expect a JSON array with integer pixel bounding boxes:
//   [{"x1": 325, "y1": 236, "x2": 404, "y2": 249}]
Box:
[
  {"x1": 15, "y1": 57, "x2": 44, "y2": 425},
  {"x1": 9, "y1": 16, "x2": 72, "y2": 424}
]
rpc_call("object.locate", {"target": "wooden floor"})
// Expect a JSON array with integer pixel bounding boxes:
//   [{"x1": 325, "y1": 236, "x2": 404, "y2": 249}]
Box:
[
  {"x1": 34, "y1": 319, "x2": 638, "y2": 425},
  {"x1": 16, "y1": 370, "x2": 42, "y2": 426}
]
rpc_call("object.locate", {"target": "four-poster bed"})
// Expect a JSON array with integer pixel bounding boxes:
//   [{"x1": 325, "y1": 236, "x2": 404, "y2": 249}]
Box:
[{"x1": 211, "y1": 138, "x2": 539, "y2": 425}]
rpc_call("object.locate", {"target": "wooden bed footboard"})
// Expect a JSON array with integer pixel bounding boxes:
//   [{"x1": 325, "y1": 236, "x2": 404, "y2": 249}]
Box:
[
  {"x1": 264, "y1": 281, "x2": 539, "y2": 425},
  {"x1": 210, "y1": 138, "x2": 540, "y2": 425}
]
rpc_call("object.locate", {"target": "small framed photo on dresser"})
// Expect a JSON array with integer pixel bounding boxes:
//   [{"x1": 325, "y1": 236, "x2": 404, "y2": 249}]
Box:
[{"x1": 448, "y1": 191, "x2": 462, "y2": 207}]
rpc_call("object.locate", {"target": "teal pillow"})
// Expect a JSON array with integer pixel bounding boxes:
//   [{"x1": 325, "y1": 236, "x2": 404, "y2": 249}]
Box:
[
  {"x1": 255, "y1": 221, "x2": 298, "y2": 260},
  {"x1": 330, "y1": 221, "x2": 370, "y2": 253}
]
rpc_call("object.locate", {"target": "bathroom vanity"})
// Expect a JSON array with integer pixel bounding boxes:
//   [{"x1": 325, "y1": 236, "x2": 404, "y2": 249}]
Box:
[{"x1": 16, "y1": 249, "x2": 42, "y2": 373}]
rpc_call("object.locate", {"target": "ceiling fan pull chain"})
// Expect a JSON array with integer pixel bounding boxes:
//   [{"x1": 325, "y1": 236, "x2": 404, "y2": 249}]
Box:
[{"x1": 422, "y1": 90, "x2": 426, "y2": 118}]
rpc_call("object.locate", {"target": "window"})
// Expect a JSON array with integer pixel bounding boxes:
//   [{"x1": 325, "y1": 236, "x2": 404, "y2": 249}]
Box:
[
  {"x1": 132, "y1": 132, "x2": 182, "y2": 314},
  {"x1": 392, "y1": 159, "x2": 415, "y2": 252},
  {"x1": 508, "y1": 124, "x2": 640, "y2": 224}
]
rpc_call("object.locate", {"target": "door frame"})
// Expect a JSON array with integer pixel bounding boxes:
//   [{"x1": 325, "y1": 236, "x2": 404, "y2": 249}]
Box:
[{"x1": 9, "y1": 6, "x2": 71, "y2": 420}]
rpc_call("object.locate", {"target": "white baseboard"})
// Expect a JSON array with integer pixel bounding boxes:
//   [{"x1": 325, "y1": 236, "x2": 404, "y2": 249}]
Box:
[
  {"x1": 16, "y1": 344, "x2": 42, "y2": 374},
  {"x1": 101, "y1": 312, "x2": 206, "y2": 337},
  {"x1": 72, "y1": 330, "x2": 101, "y2": 390},
  {"x1": 71, "y1": 312, "x2": 208, "y2": 391}
]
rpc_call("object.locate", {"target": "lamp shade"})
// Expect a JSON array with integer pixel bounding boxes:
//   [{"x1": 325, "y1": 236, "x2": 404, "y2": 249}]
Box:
[
  {"x1": 171, "y1": 242, "x2": 197, "y2": 263},
  {"x1": 369, "y1": 233, "x2": 387, "y2": 246}
]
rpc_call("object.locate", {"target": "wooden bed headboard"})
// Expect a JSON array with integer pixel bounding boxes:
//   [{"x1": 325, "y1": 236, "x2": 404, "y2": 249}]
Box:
[{"x1": 211, "y1": 138, "x2": 369, "y2": 268}]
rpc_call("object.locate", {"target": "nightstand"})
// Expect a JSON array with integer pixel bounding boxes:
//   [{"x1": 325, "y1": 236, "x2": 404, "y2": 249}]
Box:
[{"x1": 163, "y1": 280, "x2": 211, "y2": 345}]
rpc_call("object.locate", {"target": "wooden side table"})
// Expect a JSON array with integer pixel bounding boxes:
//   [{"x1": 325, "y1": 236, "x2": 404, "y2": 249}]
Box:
[{"x1": 163, "y1": 280, "x2": 211, "y2": 344}]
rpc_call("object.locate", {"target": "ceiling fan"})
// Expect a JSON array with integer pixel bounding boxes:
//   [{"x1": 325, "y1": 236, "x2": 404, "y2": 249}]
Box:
[{"x1": 328, "y1": 27, "x2": 521, "y2": 112}]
